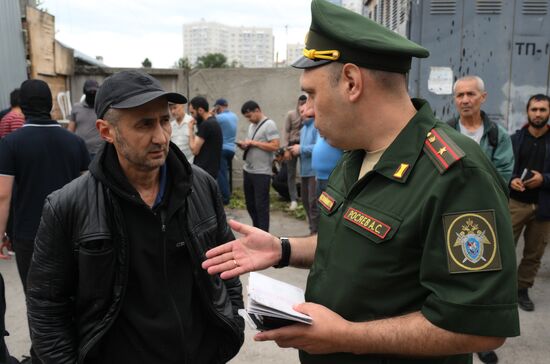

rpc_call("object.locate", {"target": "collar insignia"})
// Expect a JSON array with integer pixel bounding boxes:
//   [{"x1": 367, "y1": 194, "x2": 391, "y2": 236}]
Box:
[{"x1": 393, "y1": 163, "x2": 410, "y2": 179}]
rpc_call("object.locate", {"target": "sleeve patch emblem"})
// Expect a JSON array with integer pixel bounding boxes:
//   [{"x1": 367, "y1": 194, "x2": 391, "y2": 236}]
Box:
[
  {"x1": 344, "y1": 208, "x2": 391, "y2": 239},
  {"x1": 318, "y1": 191, "x2": 336, "y2": 212},
  {"x1": 443, "y1": 211, "x2": 502, "y2": 274}
]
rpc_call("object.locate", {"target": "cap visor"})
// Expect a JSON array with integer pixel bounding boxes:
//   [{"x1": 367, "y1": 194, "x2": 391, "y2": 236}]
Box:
[
  {"x1": 291, "y1": 56, "x2": 332, "y2": 69},
  {"x1": 112, "y1": 90, "x2": 187, "y2": 109}
]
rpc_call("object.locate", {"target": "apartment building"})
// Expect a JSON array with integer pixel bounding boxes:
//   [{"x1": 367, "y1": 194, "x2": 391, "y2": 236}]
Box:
[{"x1": 183, "y1": 20, "x2": 274, "y2": 68}]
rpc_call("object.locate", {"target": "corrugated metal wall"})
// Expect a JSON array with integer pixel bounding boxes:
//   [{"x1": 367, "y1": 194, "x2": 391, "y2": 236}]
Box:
[
  {"x1": 0, "y1": 0, "x2": 28, "y2": 109},
  {"x1": 408, "y1": 0, "x2": 550, "y2": 132}
]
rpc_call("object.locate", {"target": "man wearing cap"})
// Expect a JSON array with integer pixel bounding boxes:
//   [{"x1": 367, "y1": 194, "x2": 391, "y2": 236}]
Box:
[
  {"x1": 0, "y1": 79, "x2": 90, "y2": 363},
  {"x1": 26, "y1": 70, "x2": 244, "y2": 363},
  {"x1": 213, "y1": 98, "x2": 238, "y2": 205},
  {"x1": 68, "y1": 79, "x2": 103, "y2": 159},
  {"x1": 202, "y1": 1, "x2": 519, "y2": 363}
]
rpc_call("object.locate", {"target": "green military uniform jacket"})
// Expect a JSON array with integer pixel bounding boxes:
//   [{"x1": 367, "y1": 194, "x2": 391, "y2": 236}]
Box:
[{"x1": 301, "y1": 99, "x2": 520, "y2": 364}]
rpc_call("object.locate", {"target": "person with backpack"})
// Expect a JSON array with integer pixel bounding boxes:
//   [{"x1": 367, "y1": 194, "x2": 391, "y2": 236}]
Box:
[
  {"x1": 448, "y1": 76, "x2": 514, "y2": 364},
  {"x1": 448, "y1": 75, "x2": 514, "y2": 185}
]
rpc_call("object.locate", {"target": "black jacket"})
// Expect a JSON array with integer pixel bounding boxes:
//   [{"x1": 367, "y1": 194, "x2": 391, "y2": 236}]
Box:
[
  {"x1": 26, "y1": 143, "x2": 244, "y2": 364},
  {"x1": 510, "y1": 125, "x2": 550, "y2": 220}
]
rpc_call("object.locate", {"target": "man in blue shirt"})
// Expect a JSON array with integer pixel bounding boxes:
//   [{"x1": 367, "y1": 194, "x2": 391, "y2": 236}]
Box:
[
  {"x1": 289, "y1": 113, "x2": 319, "y2": 235},
  {"x1": 214, "y1": 98, "x2": 238, "y2": 205}
]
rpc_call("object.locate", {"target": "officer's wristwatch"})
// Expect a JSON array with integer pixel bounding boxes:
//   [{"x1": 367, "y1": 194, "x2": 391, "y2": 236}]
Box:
[{"x1": 273, "y1": 237, "x2": 291, "y2": 268}]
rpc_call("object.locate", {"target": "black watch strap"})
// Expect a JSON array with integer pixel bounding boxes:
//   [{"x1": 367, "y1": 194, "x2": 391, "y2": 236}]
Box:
[{"x1": 273, "y1": 237, "x2": 291, "y2": 268}]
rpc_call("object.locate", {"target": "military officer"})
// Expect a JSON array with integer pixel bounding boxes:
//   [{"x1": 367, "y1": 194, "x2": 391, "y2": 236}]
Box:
[{"x1": 202, "y1": 1, "x2": 520, "y2": 363}]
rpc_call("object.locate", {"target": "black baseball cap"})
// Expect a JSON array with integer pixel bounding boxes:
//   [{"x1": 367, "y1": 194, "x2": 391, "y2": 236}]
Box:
[
  {"x1": 95, "y1": 70, "x2": 187, "y2": 119},
  {"x1": 83, "y1": 79, "x2": 99, "y2": 93}
]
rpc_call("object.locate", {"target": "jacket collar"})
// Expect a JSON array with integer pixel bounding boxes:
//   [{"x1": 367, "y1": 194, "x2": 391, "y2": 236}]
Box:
[
  {"x1": 343, "y1": 99, "x2": 437, "y2": 186},
  {"x1": 24, "y1": 118, "x2": 60, "y2": 126},
  {"x1": 90, "y1": 142, "x2": 193, "y2": 210}
]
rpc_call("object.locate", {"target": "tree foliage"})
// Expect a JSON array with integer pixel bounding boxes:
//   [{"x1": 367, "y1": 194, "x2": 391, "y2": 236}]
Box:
[
  {"x1": 173, "y1": 57, "x2": 191, "y2": 70},
  {"x1": 195, "y1": 53, "x2": 228, "y2": 68},
  {"x1": 142, "y1": 58, "x2": 152, "y2": 68}
]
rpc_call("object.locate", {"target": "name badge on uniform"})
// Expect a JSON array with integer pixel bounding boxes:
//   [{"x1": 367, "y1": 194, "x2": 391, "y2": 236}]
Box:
[
  {"x1": 343, "y1": 208, "x2": 391, "y2": 239},
  {"x1": 443, "y1": 210, "x2": 502, "y2": 274}
]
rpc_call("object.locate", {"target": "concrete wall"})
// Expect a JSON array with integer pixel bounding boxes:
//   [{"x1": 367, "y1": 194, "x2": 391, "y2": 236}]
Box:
[
  {"x1": 72, "y1": 66, "x2": 303, "y2": 183},
  {"x1": 186, "y1": 67, "x2": 303, "y2": 181}
]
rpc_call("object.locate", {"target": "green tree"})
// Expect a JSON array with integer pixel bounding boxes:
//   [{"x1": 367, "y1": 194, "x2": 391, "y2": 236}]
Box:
[
  {"x1": 230, "y1": 60, "x2": 242, "y2": 68},
  {"x1": 173, "y1": 57, "x2": 191, "y2": 70},
  {"x1": 195, "y1": 53, "x2": 228, "y2": 68},
  {"x1": 142, "y1": 58, "x2": 152, "y2": 68}
]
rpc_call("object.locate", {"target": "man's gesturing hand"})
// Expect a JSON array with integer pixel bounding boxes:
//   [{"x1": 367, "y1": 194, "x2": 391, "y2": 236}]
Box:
[{"x1": 201, "y1": 220, "x2": 282, "y2": 280}]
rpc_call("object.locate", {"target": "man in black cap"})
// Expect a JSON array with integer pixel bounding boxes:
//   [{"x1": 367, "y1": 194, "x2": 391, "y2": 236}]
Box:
[
  {"x1": 202, "y1": 1, "x2": 519, "y2": 363},
  {"x1": 68, "y1": 79, "x2": 103, "y2": 159},
  {"x1": 26, "y1": 70, "x2": 244, "y2": 364},
  {"x1": 0, "y1": 79, "x2": 90, "y2": 363}
]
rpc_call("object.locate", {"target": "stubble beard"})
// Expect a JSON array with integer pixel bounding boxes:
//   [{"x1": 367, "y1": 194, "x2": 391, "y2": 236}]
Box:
[
  {"x1": 528, "y1": 115, "x2": 549, "y2": 129},
  {"x1": 114, "y1": 129, "x2": 167, "y2": 172}
]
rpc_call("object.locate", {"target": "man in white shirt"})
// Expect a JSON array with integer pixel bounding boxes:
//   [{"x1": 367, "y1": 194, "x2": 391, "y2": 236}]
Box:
[{"x1": 169, "y1": 102, "x2": 195, "y2": 162}]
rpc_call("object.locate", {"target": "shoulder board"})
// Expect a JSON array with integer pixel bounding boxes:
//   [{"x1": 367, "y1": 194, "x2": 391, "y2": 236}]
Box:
[{"x1": 423, "y1": 128, "x2": 465, "y2": 174}]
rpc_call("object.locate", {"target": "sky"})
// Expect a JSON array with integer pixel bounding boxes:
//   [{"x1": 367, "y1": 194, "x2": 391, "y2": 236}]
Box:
[{"x1": 41, "y1": 0, "x2": 312, "y2": 68}]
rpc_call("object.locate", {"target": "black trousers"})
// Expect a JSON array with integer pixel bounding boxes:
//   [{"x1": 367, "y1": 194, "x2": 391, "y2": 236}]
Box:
[
  {"x1": 13, "y1": 239, "x2": 34, "y2": 291},
  {"x1": 13, "y1": 239, "x2": 42, "y2": 364},
  {"x1": 243, "y1": 171, "x2": 271, "y2": 232}
]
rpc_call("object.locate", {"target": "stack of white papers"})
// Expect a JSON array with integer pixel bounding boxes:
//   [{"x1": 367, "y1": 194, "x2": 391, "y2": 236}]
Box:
[{"x1": 239, "y1": 272, "x2": 313, "y2": 330}]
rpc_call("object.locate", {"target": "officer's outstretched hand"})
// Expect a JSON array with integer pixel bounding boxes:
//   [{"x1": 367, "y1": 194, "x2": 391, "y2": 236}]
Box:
[
  {"x1": 202, "y1": 220, "x2": 282, "y2": 280},
  {"x1": 254, "y1": 303, "x2": 351, "y2": 354}
]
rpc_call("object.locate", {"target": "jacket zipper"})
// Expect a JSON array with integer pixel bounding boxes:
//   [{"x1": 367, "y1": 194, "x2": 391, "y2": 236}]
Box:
[{"x1": 160, "y1": 209, "x2": 189, "y2": 364}]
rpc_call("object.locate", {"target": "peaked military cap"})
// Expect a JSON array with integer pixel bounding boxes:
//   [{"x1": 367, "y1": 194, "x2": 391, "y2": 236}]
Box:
[{"x1": 292, "y1": 0, "x2": 429, "y2": 73}]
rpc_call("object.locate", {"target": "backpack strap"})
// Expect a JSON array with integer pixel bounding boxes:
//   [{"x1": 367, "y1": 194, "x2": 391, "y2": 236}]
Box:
[{"x1": 487, "y1": 121, "x2": 499, "y2": 149}]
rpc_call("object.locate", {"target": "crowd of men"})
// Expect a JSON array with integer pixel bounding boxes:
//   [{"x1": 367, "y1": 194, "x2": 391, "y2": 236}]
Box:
[{"x1": 0, "y1": 0, "x2": 548, "y2": 363}]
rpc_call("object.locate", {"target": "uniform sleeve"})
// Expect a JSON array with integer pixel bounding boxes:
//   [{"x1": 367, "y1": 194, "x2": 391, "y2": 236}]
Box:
[
  {"x1": 0, "y1": 139, "x2": 15, "y2": 176},
  {"x1": 419, "y1": 164, "x2": 520, "y2": 337},
  {"x1": 265, "y1": 120, "x2": 280, "y2": 141}
]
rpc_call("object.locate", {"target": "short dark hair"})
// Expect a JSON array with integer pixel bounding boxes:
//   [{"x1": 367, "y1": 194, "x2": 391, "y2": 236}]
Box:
[
  {"x1": 9, "y1": 89, "x2": 20, "y2": 108},
  {"x1": 527, "y1": 94, "x2": 550, "y2": 111},
  {"x1": 103, "y1": 108, "x2": 122, "y2": 124},
  {"x1": 190, "y1": 96, "x2": 209, "y2": 112},
  {"x1": 241, "y1": 100, "x2": 260, "y2": 114}
]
